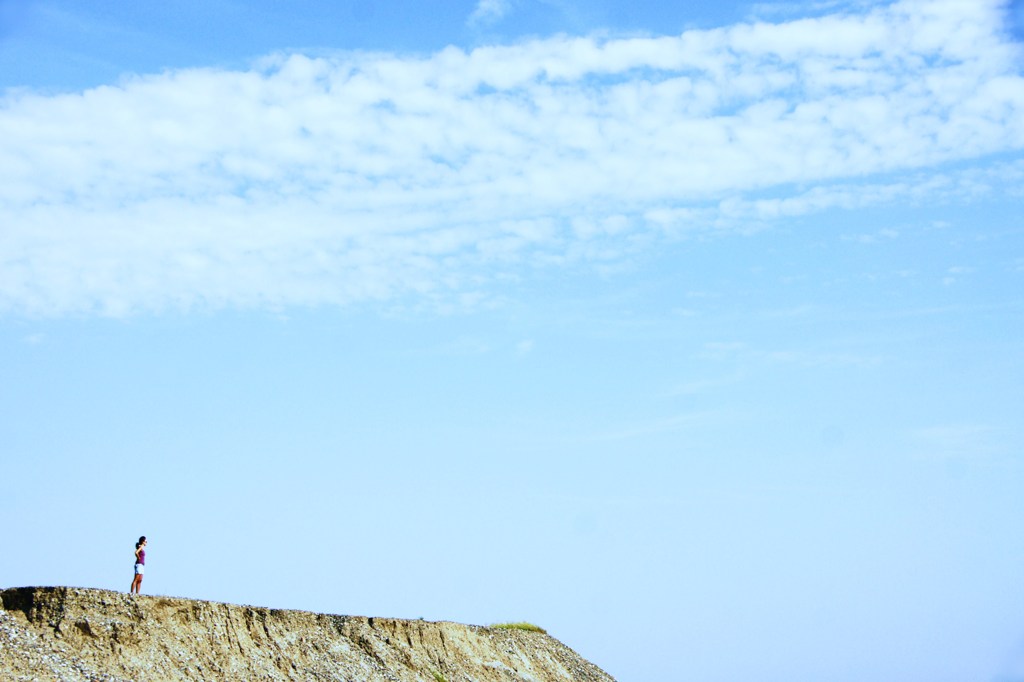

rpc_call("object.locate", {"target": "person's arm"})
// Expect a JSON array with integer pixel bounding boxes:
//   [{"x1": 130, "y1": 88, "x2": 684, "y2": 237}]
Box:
[{"x1": 135, "y1": 546, "x2": 142, "y2": 562}]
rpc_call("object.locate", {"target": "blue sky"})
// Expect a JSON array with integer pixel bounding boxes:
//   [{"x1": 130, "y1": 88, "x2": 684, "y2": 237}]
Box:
[{"x1": 1, "y1": 1, "x2": 1023, "y2": 680}]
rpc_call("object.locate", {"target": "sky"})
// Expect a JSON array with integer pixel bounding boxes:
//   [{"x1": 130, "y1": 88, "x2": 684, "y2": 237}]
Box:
[{"x1": 1, "y1": 0, "x2": 1023, "y2": 680}]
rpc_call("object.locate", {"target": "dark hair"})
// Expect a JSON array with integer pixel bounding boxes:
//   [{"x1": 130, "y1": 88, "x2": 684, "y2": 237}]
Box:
[{"x1": 136, "y1": 536, "x2": 146, "y2": 549}]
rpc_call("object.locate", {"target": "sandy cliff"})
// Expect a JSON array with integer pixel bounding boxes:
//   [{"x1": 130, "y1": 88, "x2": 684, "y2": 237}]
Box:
[{"x1": 0, "y1": 587, "x2": 614, "y2": 681}]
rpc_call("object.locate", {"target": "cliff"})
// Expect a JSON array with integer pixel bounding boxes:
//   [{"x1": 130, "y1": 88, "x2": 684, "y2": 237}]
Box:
[{"x1": 0, "y1": 587, "x2": 614, "y2": 682}]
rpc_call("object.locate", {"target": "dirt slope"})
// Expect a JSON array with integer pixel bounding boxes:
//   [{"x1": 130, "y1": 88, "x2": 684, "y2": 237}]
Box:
[{"x1": 0, "y1": 587, "x2": 614, "y2": 682}]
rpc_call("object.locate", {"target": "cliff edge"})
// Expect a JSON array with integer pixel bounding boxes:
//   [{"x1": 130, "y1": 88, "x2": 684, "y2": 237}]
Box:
[{"x1": 0, "y1": 587, "x2": 614, "y2": 681}]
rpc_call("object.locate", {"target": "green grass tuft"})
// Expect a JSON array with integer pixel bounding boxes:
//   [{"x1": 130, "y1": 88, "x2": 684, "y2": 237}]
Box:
[
  {"x1": 490, "y1": 622, "x2": 547, "y2": 634},
  {"x1": 432, "y1": 672, "x2": 448, "y2": 682}
]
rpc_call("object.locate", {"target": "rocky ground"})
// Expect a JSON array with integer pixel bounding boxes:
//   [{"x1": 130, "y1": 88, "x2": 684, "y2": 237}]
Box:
[{"x1": 0, "y1": 587, "x2": 614, "y2": 681}]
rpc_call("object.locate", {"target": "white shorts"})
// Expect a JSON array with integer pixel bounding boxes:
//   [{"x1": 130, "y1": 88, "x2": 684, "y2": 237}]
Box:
[{"x1": 134, "y1": 563, "x2": 145, "y2": 575}]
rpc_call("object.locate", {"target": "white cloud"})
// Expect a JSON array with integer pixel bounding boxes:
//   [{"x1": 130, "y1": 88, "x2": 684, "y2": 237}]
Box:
[
  {"x1": 1, "y1": 0, "x2": 1023, "y2": 316},
  {"x1": 468, "y1": 0, "x2": 513, "y2": 27}
]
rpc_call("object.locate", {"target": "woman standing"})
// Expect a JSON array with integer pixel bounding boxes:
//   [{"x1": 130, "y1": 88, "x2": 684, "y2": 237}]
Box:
[{"x1": 130, "y1": 536, "x2": 147, "y2": 594}]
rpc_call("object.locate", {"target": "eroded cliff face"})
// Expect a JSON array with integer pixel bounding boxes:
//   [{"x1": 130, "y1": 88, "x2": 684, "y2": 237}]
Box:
[{"x1": 0, "y1": 587, "x2": 614, "y2": 682}]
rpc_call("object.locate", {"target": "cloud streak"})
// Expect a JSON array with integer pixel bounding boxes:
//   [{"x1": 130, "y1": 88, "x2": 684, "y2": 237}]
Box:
[{"x1": 1, "y1": 0, "x2": 1023, "y2": 316}]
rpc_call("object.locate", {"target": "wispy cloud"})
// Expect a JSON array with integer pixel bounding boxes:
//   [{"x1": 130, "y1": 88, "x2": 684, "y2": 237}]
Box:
[
  {"x1": 944, "y1": 265, "x2": 976, "y2": 285},
  {"x1": 696, "y1": 339, "x2": 883, "y2": 369},
  {"x1": 468, "y1": 0, "x2": 513, "y2": 27},
  {"x1": 747, "y1": 0, "x2": 863, "y2": 20},
  {"x1": 841, "y1": 228, "x2": 899, "y2": 244},
  {"x1": 908, "y1": 423, "x2": 1007, "y2": 459},
  {"x1": 1, "y1": 0, "x2": 1022, "y2": 316}
]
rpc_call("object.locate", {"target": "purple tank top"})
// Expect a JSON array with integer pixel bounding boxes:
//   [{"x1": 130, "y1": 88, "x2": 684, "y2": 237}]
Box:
[{"x1": 137, "y1": 549, "x2": 145, "y2": 565}]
